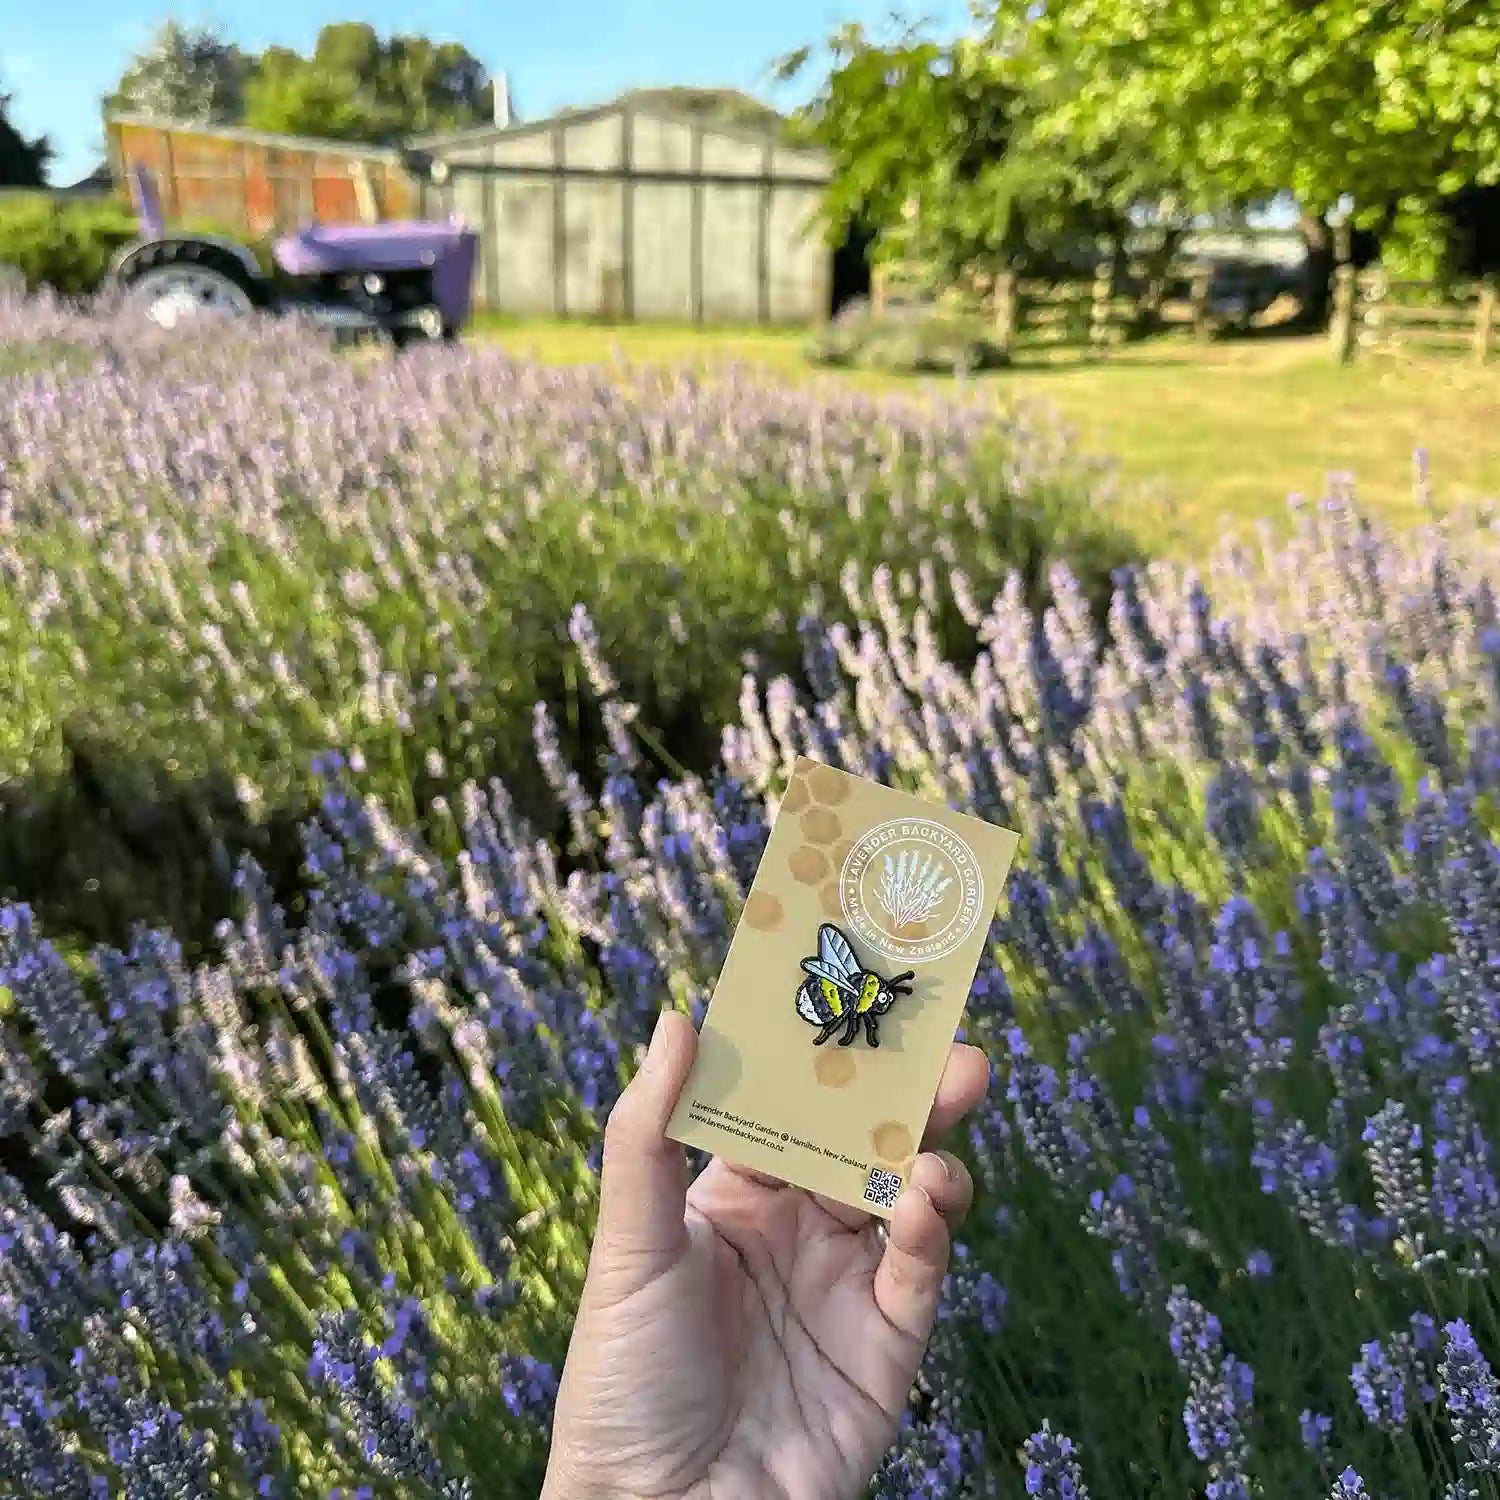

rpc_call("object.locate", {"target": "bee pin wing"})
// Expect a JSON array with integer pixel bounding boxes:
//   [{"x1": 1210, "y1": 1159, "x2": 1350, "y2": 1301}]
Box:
[
  {"x1": 817, "y1": 924, "x2": 863, "y2": 982},
  {"x1": 800, "y1": 958, "x2": 860, "y2": 997}
]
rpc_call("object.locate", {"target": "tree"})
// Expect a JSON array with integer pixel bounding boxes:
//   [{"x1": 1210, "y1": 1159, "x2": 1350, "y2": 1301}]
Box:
[
  {"x1": 780, "y1": 22, "x2": 1187, "y2": 296},
  {"x1": 991, "y1": 0, "x2": 1500, "y2": 319},
  {"x1": 0, "y1": 88, "x2": 51, "y2": 187},
  {"x1": 106, "y1": 20, "x2": 252, "y2": 124},
  {"x1": 240, "y1": 45, "x2": 382, "y2": 141},
  {"x1": 240, "y1": 24, "x2": 494, "y2": 144}
]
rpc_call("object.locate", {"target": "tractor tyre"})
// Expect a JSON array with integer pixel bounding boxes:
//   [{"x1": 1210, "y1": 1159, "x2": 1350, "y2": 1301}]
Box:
[{"x1": 117, "y1": 241, "x2": 259, "y2": 329}]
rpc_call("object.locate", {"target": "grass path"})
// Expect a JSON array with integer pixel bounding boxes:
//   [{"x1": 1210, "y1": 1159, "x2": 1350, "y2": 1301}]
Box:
[{"x1": 471, "y1": 315, "x2": 1500, "y2": 558}]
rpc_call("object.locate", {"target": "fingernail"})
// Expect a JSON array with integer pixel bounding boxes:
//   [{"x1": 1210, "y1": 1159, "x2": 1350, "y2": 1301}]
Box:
[{"x1": 942, "y1": 1152, "x2": 961, "y2": 1184}]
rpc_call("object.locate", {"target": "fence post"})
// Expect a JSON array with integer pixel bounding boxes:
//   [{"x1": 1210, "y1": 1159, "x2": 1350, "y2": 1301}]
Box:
[
  {"x1": 870, "y1": 263, "x2": 887, "y2": 316},
  {"x1": 1189, "y1": 263, "x2": 1214, "y2": 340},
  {"x1": 992, "y1": 269, "x2": 1017, "y2": 355},
  {"x1": 1089, "y1": 259, "x2": 1112, "y2": 354},
  {"x1": 1329, "y1": 265, "x2": 1358, "y2": 364},
  {"x1": 1475, "y1": 279, "x2": 1497, "y2": 366}
]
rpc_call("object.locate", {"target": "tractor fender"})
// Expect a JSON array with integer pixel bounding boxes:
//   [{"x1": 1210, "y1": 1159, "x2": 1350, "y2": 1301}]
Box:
[{"x1": 109, "y1": 236, "x2": 271, "y2": 305}]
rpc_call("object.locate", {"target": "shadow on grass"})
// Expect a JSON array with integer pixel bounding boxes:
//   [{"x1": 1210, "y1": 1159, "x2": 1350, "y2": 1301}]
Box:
[{"x1": 0, "y1": 721, "x2": 314, "y2": 962}]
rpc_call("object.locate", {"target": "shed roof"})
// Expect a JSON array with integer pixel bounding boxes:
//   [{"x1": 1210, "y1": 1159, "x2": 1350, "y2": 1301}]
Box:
[{"x1": 411, "y1": 91, "x2": 827, "y2": 167}]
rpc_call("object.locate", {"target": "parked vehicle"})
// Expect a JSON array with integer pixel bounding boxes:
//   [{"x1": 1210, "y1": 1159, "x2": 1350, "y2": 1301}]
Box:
[{"x1": 108, "y1": 166, "x2": 478, "y2": 345}]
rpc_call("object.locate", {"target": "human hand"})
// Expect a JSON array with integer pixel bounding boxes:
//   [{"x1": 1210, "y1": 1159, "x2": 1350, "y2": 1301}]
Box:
[{"x1": 541, "y1": 1008, "x2": 988, "y2": 1500}]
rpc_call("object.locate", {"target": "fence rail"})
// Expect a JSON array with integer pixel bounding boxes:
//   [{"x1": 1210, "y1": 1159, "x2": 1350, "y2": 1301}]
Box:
[
  {"x1": 1331, "y1": 267, "x2": 1500, "y2": 363},
  {"x1": 869, "y1": 258, "x2": 1233, "y2": 355}
]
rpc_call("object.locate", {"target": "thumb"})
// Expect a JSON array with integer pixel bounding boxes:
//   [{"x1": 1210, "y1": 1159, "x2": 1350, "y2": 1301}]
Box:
[{"x1": 592, "y1": 1008, "x2": 699, "y2": 1280}]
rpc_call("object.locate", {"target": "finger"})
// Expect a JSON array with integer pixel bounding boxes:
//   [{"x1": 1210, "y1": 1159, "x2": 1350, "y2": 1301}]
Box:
[
  {"x1": 905, "y1": 1150, "x2": 974, "y2": 1231},
  {"x1": 922, "y1": 1043, "x2": 990, "y2": 1147},
  {"x1": 594, "y1": 1009, "x2": 698, "y2": 1282},
  {"x1": 872, "y1": 1183, "x2": 951, "y2": 1343}
]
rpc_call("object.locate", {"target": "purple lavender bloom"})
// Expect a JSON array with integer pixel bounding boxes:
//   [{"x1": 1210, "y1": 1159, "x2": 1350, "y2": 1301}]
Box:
[
  {"x1": 1023, "y1": 1421, "x2": 1089, "y2": 1498},
  {"x1": 0, "y1": 904, "x2": 107, "y2": 1080},
  {"x1": 1351, "y1": 1338, "x2": 1409, "y2": 1430},
  {"x1": 1166, "y1": 1288, "x2": 1255, "y2": 1496},
  {"x1": 1299, "y1": 1408, "x2": 1333, "y2": 1464},
  {"x1": 1441, "y1": 1320, "x2": 1500, "y2": 1474},
  {"x1": 869, "y1": 1409, "x2": 984, "y2": 1500},
  {"x1": 310, "y1": 1310, "x2": 467, "y2": 1493},
  {"x1": 497, "y1": 1355, "x2": 558, "y2": 1427}
]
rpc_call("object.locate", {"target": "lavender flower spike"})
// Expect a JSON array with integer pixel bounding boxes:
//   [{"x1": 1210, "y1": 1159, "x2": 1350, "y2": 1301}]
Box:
[
  {"x1": 1023, "y1": 1420, "x2": 1090, "y2": 1498},
  {"x1": 1441, "y1": 1320, "x2": 1500, "y2": 1474}
]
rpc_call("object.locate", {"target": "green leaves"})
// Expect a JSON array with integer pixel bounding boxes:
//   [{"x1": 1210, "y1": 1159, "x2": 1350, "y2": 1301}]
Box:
[
  {"x1": 1001, "y1": 0, "x2": 1500, "y2": 251},
  {"x1": 107, "y1": 21, "x2": 497, "y2": 147}
]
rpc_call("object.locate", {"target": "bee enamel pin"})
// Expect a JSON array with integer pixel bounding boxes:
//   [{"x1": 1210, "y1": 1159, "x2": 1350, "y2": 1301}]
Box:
[{"x1": 795, "y1": 923, "x2": 914, "y2": 1049}]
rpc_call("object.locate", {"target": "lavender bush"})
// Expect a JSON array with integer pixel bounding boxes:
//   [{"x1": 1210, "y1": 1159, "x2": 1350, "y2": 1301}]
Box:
[
  {"x1": 6, "y1": 290, "x2": 1500, "y2": 1494},
  {"x1": 0, "y1": 290, "x2": 1127, "y2": 953}
]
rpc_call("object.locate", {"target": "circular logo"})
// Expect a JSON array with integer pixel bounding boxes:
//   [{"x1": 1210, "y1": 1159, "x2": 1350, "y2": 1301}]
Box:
[{"x1": 839, "y1": 818, "x2": 986, "y2": 965}]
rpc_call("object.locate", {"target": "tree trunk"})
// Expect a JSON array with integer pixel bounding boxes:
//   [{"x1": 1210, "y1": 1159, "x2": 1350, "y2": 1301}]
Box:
[
  {"x1": 1298, "y1": 207, "x2": 1336, "y2": 330},
  {"x1": 1138, "y1": 226, "x2": 1186, "y2": 333}
]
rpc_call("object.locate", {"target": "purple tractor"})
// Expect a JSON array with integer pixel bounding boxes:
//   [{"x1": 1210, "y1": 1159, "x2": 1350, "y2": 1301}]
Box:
[{"x1": 108, "y1": 166, "x2": 479, "y2": 346}]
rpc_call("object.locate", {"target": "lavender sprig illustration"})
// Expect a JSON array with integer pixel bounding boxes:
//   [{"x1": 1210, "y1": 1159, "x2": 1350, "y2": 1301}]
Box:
[{"x1": 878, "y1": 850, "x2": 954, "y2": 930}]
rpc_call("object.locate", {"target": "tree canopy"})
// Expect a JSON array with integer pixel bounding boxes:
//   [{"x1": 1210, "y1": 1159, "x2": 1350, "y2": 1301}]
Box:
[
  {"x1": 791, "y1": 0, "x2": 1500, "y2": 311},
  {"x1": 0, "y1": 87, "x2": 51, "y2": 188},
  {"x1": 1001, "y1": 0, "x2": 1500, "y2": 227},
  {"x1": 108, "y1": 22, "x2": 496, "y2": 145},
  {"x1": 106, "y1": 21, "x2": 253, "y2": 124},
  {"x1": 780, "y1": 21, "x2": 1188, "y2": 289}
]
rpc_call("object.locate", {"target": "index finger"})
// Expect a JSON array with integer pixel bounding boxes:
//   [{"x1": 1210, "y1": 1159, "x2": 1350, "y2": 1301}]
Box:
[{"x1": 922, "y1": 1041, "x2": 990, "y2": 1147}]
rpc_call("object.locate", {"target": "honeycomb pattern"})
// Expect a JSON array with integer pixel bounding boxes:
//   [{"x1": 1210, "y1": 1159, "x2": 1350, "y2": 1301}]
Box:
[
  {"x1": 742, "y1": 892, "x2": 784, "y2": 931},
  {"x1": 871, "y1": 1121, "x2": 914, "y2": 1163}
]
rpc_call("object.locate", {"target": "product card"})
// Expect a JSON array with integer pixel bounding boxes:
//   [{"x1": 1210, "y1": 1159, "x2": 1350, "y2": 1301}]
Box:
[{"x1": 667, "y1": 757, "x2": 1020, "y2": 1218}]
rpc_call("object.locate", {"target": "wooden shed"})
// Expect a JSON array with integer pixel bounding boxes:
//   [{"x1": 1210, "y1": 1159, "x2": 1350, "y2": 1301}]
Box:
[
  {"x1": 409, "y1": 97, "x2": 835, "y2": 324},
  {"x1": 104, "y1": 114, "x2": 421, "y2": 236}
]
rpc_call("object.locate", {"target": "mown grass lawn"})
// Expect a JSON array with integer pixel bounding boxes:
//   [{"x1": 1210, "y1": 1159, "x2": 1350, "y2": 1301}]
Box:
[{"x1": 471, "y1": 314, "x2": 1500, "y2": 558}]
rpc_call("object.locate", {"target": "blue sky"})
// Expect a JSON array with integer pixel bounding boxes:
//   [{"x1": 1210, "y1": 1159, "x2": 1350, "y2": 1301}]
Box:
[{"x1": 3, "y1": 0, "x2": 973, "y2": 184}]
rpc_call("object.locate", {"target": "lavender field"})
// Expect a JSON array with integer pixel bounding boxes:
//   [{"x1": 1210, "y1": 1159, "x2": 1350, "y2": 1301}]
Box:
[{"x1": 3, "y1": 293, "x2": 1500, "y2": 1497}]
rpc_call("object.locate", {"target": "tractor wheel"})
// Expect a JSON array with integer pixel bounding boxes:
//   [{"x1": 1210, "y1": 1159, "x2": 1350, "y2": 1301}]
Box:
[{"x1": 119, "y1": 245, "x2": 256, "y2": 329}]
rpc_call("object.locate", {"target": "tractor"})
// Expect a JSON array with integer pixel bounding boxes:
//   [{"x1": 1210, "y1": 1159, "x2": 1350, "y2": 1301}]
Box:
[{"x1": 108, "y1": 164, "x2": 478, "y2": 346}]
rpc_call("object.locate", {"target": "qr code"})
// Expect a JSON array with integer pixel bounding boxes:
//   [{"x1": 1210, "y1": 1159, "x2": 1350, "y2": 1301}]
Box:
[{"x1": 863, "y1": 1167, "x2": 903, "y2": 1209}]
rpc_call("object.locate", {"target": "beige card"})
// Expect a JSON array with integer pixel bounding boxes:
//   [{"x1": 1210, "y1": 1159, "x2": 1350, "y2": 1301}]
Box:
[{"x1": 667, "y1": 757, "x2": 1020, "y2": 1218}]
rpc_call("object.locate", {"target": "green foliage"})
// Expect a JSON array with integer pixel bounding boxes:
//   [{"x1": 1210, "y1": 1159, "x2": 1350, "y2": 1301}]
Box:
[
  {"x1": 0, "y1": 86, "x2": 51, "y2": 187},
  {"x1": 1001, "y1": 0, "x2": 1500, "y2": 233},
  {"x1": 808, "y1": 301, "x2": 1011, "y2": 375},
  {"x1": 240, "y1": 23, "x2": 494, "y2": 144},
  {"x1": 0, "y1": 196, "x2": 138, "y2": 295},
  {"x1": 105, "y1": 20, "x2": 253, "y2": 124},
  {"x1": 781, "y1": 21, "x2": 1187, "y2": 294},
  {"x1": 104, "y1": 20, "x2": 495, "y2": 146},
  {"x1": 0, "y1": 196, "x2": 265, "y2": 296}
]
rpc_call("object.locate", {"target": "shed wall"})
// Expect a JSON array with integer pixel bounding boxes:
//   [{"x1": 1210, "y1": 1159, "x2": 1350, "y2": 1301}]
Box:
[{"x1": 429, "y1": 104, "x2": 832, "y2": 325}]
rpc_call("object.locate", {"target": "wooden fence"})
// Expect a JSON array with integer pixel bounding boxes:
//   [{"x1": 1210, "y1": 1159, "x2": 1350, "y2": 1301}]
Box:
[
  {"x1": 1330, "y1": 266, "x2": 1500, "y2": 363},
  {"x1": 870, "y1": 259, "x2": 1223, "y2": 354}
]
